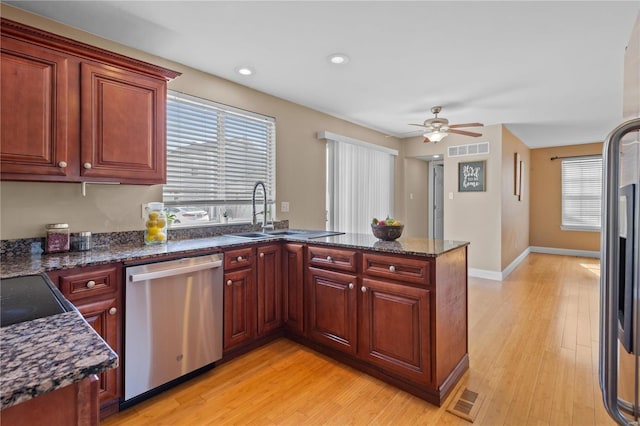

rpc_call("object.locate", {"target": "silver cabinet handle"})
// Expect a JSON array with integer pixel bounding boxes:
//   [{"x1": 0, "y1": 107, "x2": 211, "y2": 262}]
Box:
[
  {"x1": 361, "y1": 286, "x2": 367, "y2": 293},
  {"x1": 389, "y1": 265, "x2": 396, "y2": 273},
  {"x1": 327, "y1": 256, "x2": 333, "y2": 262},
  {"x1": 58, "y1": 161, "x2": 67, "y2": 168},
  {"x1": 348, "y1": 283, "x2": 354, "y2": 290},
  {"x1": 108, "y1": 307, "x2": 117, "y2": 315},
  {"x1": 226, "y1": 280, "x2": 233, "y2": 286},
  {"x1": 237, "y1": 256, "x2": 243, "y2": 262},
  {"x1": 260, "y1": 252, "x2": 265, "y2": 258},
  {"x1": 83, "y1": 162, "x2": 92, "y2": 169},
  {"x1": 86, "y1": 280, "x2": 96, "y2": 289}
]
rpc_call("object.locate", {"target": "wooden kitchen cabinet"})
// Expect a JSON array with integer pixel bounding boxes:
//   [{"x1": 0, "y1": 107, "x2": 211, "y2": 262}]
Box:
[
  {"x1": 359, "y1": 277, "x2": 431, "y2": 384},
  {"x1": 256, "y1": 244, "x2": 282, "y2": 335},
  {"x1": 223, "y1": 247, "x2": 256, "y2": 351},
  {"x1": 0, "y1": 18, "x2": 179, "y2": 184},
  {"x1": 282, "y1": 243, "x2": 304, "y2": 334},
  {"x1": 306, "y1": 267, "x2": 358, "y2": 355},
  {"x1": 47, "y1": 263, "x2": 122, "y2": 418},
  {"x1": 0, "y1": 35, "x2": 72, "y2": 178}
]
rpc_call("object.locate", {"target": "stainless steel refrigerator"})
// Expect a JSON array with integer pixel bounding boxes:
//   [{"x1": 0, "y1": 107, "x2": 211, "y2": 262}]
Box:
[{"x1": 599, "y1": 14, "x2": 640, "y2": 425}]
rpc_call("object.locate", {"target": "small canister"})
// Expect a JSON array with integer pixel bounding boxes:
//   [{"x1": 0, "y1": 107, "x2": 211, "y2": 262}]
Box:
[
  {"x1": 45, "y1": 223, "x2": 70, "y2": 253},
  {"x1": 72, "y1": 231, "x2": 92, "y2": 251}
]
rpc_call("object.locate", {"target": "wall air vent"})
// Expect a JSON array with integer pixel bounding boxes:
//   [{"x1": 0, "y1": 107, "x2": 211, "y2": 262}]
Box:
[{"x1": 448, "y1": 141, "x2": 490, "y2": 158}]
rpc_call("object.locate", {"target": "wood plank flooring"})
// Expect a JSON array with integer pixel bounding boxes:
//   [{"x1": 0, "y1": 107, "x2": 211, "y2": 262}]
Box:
[{"x1": 102, "y1": 253, "x2": 613, "y2": 425}]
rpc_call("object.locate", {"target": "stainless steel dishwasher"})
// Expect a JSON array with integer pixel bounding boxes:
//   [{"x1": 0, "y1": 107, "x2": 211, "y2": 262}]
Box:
[{"x1": 123, "y1": 254, "x2": 223, "y2": 404}]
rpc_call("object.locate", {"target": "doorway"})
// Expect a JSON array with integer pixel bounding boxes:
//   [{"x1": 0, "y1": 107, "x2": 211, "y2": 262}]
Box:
[{"x1": 428, "y1": 161, "x2": 444, "y2": 239}]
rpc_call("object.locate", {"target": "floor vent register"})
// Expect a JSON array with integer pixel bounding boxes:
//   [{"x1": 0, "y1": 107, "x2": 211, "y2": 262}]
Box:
[{"x1": 446, "y1": 387, "x2": 484, "y2": 423}]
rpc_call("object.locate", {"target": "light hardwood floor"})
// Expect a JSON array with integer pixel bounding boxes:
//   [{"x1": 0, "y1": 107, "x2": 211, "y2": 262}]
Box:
[{"x1": 103, "y1": 253, "x2": 613, "y2": 425}]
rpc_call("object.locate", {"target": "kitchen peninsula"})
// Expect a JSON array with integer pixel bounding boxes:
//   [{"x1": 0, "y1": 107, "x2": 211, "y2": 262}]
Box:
[{"x1": 0, "y1": 230, "x2": 469, "y2": 417}]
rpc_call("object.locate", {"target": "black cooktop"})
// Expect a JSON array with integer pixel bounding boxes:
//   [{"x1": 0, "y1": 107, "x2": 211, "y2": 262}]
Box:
[{"x1": 0, "y1": 275, "x2": 73, "y2": 327}]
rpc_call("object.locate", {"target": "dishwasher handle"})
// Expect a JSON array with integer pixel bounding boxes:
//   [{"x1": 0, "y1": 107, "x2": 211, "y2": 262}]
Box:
[{"x1": 129, "y1": 258, "x2": 223, "y2": 282}]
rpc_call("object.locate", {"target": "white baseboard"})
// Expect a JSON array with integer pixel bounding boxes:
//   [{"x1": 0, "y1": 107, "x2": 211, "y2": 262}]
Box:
[
  {"x1": 501, "y1": 247, "x2": 531, "y2": 280},
  {"x1": 469, "y1": 246, "x2": 599, "y2": 282},
  {"x1": 529, "y1": 246, "x2": 600, "y2": 258},
  {"x1": 468, "y1": 268, "x2": 503, "y2": 281}
]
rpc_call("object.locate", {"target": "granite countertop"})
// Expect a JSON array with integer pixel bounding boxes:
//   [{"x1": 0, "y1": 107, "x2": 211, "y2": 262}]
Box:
[
  {"x1": 1, "y1": 231, "x2": 469, "y2": 278},
  {"x1": 0, "y1": 311, "x2": 118, "y2": 409}
]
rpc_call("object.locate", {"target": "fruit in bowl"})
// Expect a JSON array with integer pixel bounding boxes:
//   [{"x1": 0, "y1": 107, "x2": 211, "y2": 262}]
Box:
[{"x1": 371, "y1": 217, "x2": 404, "y2": 241}]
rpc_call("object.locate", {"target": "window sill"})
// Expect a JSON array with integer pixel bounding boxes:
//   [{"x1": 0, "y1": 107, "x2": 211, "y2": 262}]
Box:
[
  {"x1": 560, "y1": 225, "x2": 601, "y2": 232},
  {"x1": 170, "y1": 220, "x2": 251, "y2": 229}
]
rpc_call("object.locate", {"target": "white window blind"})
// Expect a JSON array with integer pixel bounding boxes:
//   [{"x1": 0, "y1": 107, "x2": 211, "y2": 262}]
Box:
[
  {"x1": 561, "y1": 156, "x2": 603, "y2": 231},
  {"x1": 324, "y1": 133, "x2": 396, "y2": 234},
  {"x1": 163, "y1": 91, "x2": 276, "y2": 205}
]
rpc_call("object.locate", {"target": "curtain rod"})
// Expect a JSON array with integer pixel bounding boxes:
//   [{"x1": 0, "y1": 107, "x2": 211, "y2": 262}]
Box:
[{"x1": 550, "y1": 154, "x2": 602, "y2": 161}]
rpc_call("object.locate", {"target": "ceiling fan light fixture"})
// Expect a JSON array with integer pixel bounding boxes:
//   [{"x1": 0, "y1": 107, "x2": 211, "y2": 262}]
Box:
[
  {"x1": 424, "y1": 131, "x2": 448, "y2": 143},
  {"x1": 328, "y1": 53, "x2": 349, "y2": 65}
]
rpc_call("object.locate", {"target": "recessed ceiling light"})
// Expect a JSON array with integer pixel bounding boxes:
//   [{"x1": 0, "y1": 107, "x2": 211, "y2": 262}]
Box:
[
  {"x1": 236, "y1": 67, "x2": 253, "y2": 76},
  {"x1": 433, "y1": 154, "x2": 441, "y2": 159},
  {"x1": 328, "y1": 53, "x2": 349, "y2": 65}
]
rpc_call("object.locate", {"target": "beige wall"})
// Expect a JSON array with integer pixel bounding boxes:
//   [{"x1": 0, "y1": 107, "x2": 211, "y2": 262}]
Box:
[
  {"x1": 0, "y1": 5, "x2": 403, "y2": 239},
  {"x1": 501, "y1": 127, "x2": 530, "y2": 269},
  {"x1": 529, "y1": 142, "x2": 602, "y2": 251},
  {"x1": 403, "y1": 158, "x2": 429, "y2": 237},
  {"x1": 404, "y1": 125, "x2": 504, "y2": 272}
]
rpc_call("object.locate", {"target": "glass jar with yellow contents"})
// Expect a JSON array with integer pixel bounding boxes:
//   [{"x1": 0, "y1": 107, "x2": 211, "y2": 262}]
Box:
[{"x1": 144, "y1": 202, "x2": 167, "y2": 245}]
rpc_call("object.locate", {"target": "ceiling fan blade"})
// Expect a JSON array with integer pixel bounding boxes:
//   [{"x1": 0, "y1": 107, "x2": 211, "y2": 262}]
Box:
[
  {"x1": 448, "y1": 122, "x2": 484, "y2": 128},
  {"x1": 423, "y1": 137, "x2": 432, "y2": 143},
  {"x1": 448, "y1": 129, "x2": 482, "y2": 137}
]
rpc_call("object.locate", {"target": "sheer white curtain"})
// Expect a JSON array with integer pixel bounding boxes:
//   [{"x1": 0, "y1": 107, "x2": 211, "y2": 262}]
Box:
[{"x1": 326, "y1": 137, "x2": 396, "y2": 234}]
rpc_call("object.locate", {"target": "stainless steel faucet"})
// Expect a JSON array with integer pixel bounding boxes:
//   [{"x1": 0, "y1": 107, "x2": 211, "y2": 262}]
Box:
[{"x1": 252, "y1": 181, "x2": 272, "y2": 230}]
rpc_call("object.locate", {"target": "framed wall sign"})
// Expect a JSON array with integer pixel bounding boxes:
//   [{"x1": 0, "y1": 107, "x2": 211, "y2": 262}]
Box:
[{"x1": 458, "y1": 160, "x2": 486, "y2": 192}]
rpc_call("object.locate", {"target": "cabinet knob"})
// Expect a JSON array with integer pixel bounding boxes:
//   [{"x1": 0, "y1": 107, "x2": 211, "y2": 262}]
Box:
[
  {"x1": 389, "y1": 265, "x2": 396, "y2": 273},
  {"x1": 260, "y1": 252, "x2": 265, "y2": 258},
  {"x1": 83, "y1": 162, "x2": 92, "y2": 169},
  {"x1": 348, "y1": 283, "x2": 354, "y2": 290},
  {"x1": 58, "y1": 161, "x2": 67, "y2": 168},
  {"x1": 361, "y1": 286, "x2": 367, "y2": 293},
  {"x1": 227, "y1": 280, "x2": 233, "y2": 286},
  {"x1": 108, "y1": 307, "x2": 117, "y2": 315},
  {"x1": 86, "y1": 280, "x2": 96, "y2": 289},
  {"x1": 327, "y1": 256, "x2": 333, "y2": 262},
  {"x1": 237, "y1": 256, "x2": 243, "y2": 262}
]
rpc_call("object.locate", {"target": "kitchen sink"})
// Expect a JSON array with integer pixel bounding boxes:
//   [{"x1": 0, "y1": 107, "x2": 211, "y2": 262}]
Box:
[
  {"x1": 266, "y1": 230, "x2": 307, "y2": 236},
  {"x1": 232, "y1": 232, "x2": 271, "y2": 239}
]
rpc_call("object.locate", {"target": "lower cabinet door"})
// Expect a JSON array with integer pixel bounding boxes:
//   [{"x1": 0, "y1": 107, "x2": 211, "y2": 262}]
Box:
[
  {"x1": 223, "y1": 268, "x2": 256, "y2": 351},
  {"x1": 307, "y1": 267, "x2": 357, "y2": 354},
  {"x1": 76, "y1": 296, "x2": 120, "y2": 406},
  {"x1": 359, "y1": 278, "x2": 432, "y2": 385},
  {"x1": 257, "y1": 244, "x2": 282, "y2": 335},
  {"x1": 283, "y1": 243, "x2": 304, "y2": 334}
]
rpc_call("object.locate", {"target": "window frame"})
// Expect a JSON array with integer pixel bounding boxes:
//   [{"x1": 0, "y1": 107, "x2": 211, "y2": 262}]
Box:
[
  {"x1": 560, "y1": 155, "x2": 603, "y2": 232},
  {"x1": 163, "y1": 91, "x2": 276, "y2": 226}
]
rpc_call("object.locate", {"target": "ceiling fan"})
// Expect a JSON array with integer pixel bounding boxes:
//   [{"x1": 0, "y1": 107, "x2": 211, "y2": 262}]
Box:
[{"x1": 410, "y1": 106, "x2": 484, "y2": 143}]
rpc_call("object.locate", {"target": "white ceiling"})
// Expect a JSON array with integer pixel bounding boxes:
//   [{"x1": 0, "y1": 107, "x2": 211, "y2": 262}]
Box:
[{"x1": 7, "y1": 1, "x2": 639, "y2": 148}]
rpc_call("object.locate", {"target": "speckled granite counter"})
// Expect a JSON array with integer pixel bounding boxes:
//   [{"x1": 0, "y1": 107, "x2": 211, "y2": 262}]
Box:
[
  {"x1": 0, "y1": 311, "x2": 118, "y2": 409},
  {"x1": 1, "y1": 232, "x2": 468, "y2": 279}
]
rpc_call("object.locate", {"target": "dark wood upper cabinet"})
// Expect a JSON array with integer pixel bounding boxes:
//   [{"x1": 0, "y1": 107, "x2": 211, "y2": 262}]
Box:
[
  {"x1": 0, "y1": 18, "x2": 180, "y2": 184},
  {"x1": 80, "y1": 62, "x2": 167, "y2": 183},
  {"x1": 1, "y1": 36, "x2": 72, "y2": 177}
]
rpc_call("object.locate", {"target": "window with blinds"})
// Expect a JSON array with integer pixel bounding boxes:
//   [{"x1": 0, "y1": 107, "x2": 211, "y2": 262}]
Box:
[
  {"x1": 561, "y1": 156, "x2": 603, "y2": 231},
  {"x1": 163, "y1": 91, "x2": 275, "y2": 224}
]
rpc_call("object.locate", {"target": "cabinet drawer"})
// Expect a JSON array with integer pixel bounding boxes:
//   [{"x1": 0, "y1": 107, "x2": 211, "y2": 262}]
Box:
[
  {"x1": 224, "y1": 247, "x2": 254, "y2": 270},
  {"x1": 308, "y1": 246, "x2": 357, "y2": 272},
  {"x1": 362, "y1": 253, "x2": 430, "y2": 285},
  {"x1": 54, "y1": 264, "x2": 120, "y2": 301}
]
